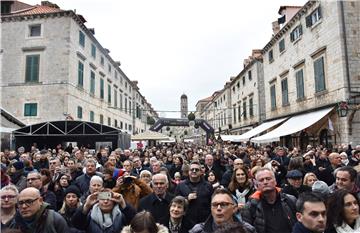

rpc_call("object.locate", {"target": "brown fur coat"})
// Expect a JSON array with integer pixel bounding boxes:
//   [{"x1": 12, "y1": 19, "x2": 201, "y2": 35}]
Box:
[{"x1": 113, "y1": 177, "x2": 152, "y2": 209}]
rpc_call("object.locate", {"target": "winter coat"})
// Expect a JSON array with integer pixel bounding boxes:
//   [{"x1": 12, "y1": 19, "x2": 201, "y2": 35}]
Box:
[
  {"x1": 15, "y1": 203, "x2": 69, "y2": 233},
  {"x1": 121, "y1": 223, "x2": 169, "y2": 233},
  {"x1": 241, "y1": 188, "x2": 297, "y2": 233},
  {"x1": 72, "y1": 203, "x2": 136, "y2": 233},
  {"x1": 112, "y1": 178, "x2": 153, "y2": 209},
  {"x1": 74, "y1": 172, "x2": 102, "y2": 194},
  {"x1": 138, "y1": 192, "x2": 175, "y2": 226},
  {"x1": 189, "y1": 216, "x2": 256, "y2": 233},
  {"x1": 174, "y1": 178, "x2": 213, "y2": 224},
  {"x1": 292, "y1": 222, "x2": 314, "y2": 233}
]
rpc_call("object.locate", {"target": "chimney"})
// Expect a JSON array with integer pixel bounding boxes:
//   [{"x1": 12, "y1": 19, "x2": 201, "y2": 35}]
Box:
[
  {"x1": 272, "y1": 21, "x2": 280, "y2": 35},
  {"x1": 88, "y1": 28, "x2": 95, "y2": 35},
  {"x1": 243, "y1": 58, "x2": 251, "y2": 67},
  {"x1": 278, "y1": 6, "x2": 302, "y2": 26},
  {"x1": 252, "y1": 49, "x2": 262, "y2": 59},
  {"x1": 115, "y1": 61, "x2": 121, "y2": 66},
  {"x1": 41, "y1": 1, "x2": 59, "y2": 9}
]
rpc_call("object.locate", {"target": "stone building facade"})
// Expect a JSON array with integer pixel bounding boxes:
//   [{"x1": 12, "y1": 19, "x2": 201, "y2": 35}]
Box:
[
  {"x1": 229, "y1": 50, "x2": 265, "y2": 135},
  {"x1": 196, "y1": 0, "x2": 360, "y2": 146},
  {"x1": 261, "y1": 0, "x2": 360, "y2": 147},
  {"x1": 0, "y1": 1, "x2": 158, "y2": 134}
]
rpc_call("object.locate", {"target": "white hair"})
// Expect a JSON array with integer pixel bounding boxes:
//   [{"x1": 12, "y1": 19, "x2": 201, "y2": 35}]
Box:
[{"x1": 90, "y1": 175, "x2": 103, "y2": 184}]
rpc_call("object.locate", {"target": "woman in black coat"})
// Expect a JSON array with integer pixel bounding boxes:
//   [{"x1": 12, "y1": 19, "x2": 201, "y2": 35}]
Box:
[{"x1": 166, "y1": 196, "x2": 194, "y2": 233}]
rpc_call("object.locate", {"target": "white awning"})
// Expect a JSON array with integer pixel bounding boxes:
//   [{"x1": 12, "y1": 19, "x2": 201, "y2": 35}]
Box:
[
  {"x1": 251, "y1": 107, "x2": 333, "y2": 144},
  {"x1": 232, "y1": 117, "x2": 288, "y2": 142},
  {"x1": 220, "y1": 135, "x2": 239, "y2": 141}
]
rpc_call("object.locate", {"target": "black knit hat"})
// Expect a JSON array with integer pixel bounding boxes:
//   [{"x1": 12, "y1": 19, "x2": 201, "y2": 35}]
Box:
[{"x1": 64, "y1": 185, "x2": 81, "y2": 198}]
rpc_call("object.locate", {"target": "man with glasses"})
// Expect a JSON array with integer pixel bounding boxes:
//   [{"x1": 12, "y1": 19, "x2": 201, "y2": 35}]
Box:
[
  {"x1": 14, "y1": 187, "x2": 68, "y2": 233},
  {"x1": 220, "y1": 158, "x2": 244, "y2": 187},
  {"x1": 190, "y1": 188, "x2": 255, "y2": 233},
  {"x1": 27, "y1": 171, "x2": 57, "y2": 209},
  {"x1": 131, "y1": 156, "x2": 150, "y2": 177},
  {"x1": 138, "y1": 173, "x2": 175, "y2": 225},
  {"x1": 175, "y1": 161, "x2": 213, "y2": 226},
  {"x1": 242, "y1": 167, "x2": 297, "y2": 233}
]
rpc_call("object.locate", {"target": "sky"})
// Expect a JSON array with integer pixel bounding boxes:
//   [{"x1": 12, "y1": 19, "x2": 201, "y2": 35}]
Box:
[{"x1": 25, "y1": 0, "x2": 307, "y2": 118}]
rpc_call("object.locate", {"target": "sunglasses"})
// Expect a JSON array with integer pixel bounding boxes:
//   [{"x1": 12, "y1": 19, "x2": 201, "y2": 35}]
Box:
[{"x1": 191, "y1": 168, "x2": 200, "y2": 172}]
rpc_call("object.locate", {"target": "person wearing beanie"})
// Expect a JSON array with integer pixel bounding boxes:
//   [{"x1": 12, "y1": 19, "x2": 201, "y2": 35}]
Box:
[
  {"x1": 312, "y1": 180, "x2": 330, "y2": 197},
  {"x1": 59, "y1": 185, "x2": 84, "y2": 233},
  {"x1": 8, "y1": 161, "x2": 27, "y2": 192}
]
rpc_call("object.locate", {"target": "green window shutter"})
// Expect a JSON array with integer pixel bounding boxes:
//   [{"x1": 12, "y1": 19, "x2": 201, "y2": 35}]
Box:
[
  {"x1": 281, "y1": 78, "x2": 288, "y2": 105},
  {"x1": 243, "y1": 101, "x2": 247, "y2": 119},
  {"x1": 78, "y1": 61, "x2": 84, "y2": 87},
  {"x1": 77, "y1": 106, "x2": 82, "y2": 119},
  {"x1": 108, "y1": 84, "x2": 111, "y2": 103},
  {"x1": 314, "y1": 57, "x2": 326, "y2": 92},
  {"x1": 233, "y1": 108, "x2": 236, "y2": 123},
  {"x1": 24, "y1": 103, "x2": 37, "y2": 116},
  {"x1": 296, "y1": 70, "x2": 305, "y2": 99},
  {"x1": 100, "y1": 79, "x2": 104, "y2": 99},
  {"x1": 306, "y1": 15, "x2": 312, "y2": 27},
  {"x1": 249, "y1": 98, "x2": 254, "y2": 116},
  {"x1": 25, "y1": 55, "x2": 39, "y2": 82},
  {"x1": 90, "y1": 71, "x2": 95, "y2": 94},
  {"x1": 238, "y1": 105, "x2": 241, "y2": 121},
  {"x1": 271, "y1": 85, "x2": 276, "y2": 109}
]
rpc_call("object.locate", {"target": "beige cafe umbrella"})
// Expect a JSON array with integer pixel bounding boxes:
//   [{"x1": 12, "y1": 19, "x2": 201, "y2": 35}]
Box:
[{"x1": 131, "y1": 130, "x2": 170, "y2": 141}]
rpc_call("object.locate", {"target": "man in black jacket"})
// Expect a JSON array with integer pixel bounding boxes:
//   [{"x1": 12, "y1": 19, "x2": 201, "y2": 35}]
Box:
[
  {"x1": 292, "y1": 192, "x2": 327, "y2": 233},
  {"x1": 175, "y1": 161, "x2": 213, "y2": 226},
  {"x1": 242, "y1": 167, "x2": 297, "y2": 233},
  {"x1": 138, "y1": 173, "x2": 174, "y2": 226},
  {"x1": 15, "y1": 187, "x2": 69, "y2": 233}
]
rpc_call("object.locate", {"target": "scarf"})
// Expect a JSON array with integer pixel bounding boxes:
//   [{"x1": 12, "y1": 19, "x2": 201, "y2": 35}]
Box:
[
  {"x1": 335, "y1": 217, "x2": 360, "y2": 233},
  {"x1": 235, "y1": 187, "x2": 250, "y2": 204},
  {"x1": 169, "y1": 219, "x2": 182, "y2": 233},
  {"x1": 90, "y1": 203, "x2": 122, "y2": 230}
]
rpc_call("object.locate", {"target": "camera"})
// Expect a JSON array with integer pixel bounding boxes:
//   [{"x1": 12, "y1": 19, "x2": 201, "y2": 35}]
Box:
[
  {"x1": 123, "y1": 176, "x2": 133, "y2": 185},
  {"x1": 97, "y1": 192, "x2": 111, "y2": 200}
]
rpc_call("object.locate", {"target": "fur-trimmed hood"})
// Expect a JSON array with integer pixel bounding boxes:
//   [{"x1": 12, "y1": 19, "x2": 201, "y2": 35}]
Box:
[{"x1": 121, "y1": 223, "x2": 169, "y2": 233}]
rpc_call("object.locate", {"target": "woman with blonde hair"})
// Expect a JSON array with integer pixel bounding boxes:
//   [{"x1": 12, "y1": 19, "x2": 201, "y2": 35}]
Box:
[{"x1": 302, "y1": 172, "x2": 318, "y2": 187}]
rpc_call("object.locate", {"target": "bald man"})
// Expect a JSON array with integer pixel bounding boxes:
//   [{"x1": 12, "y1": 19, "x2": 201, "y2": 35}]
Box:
[
  {"x1": 317, "y1": 152, "x2": 343, "y2": 186},
  {"x1": 15, "y1": 187, "x2": 69, "y2": 233}
]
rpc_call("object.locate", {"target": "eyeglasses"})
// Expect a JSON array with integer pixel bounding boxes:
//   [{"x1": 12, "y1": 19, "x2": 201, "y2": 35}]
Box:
[
  {"x1": 1, "y1": 195, "x2": 16, "y2": 200},
  {"x1": 211, "y1": 202, "x2": 234, "y2": 209},
  {"x1": 26, "y1": 177, "x2": 40, "y2": 182},
  {"x1": 191, "y1": 168, "x2": 200, "y2": 172},
  {"x1": 18, "y1": 198, "x2": 39, "y2": 207}
]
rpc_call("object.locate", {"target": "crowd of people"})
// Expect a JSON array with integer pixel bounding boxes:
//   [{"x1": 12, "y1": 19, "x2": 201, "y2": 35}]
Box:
[{"x1": 1, "y1": 142, "x2": 360, "y2": 233}]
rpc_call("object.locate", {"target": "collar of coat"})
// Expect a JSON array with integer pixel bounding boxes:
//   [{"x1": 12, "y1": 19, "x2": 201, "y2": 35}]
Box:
[{"x1": 249, "y1": 187, "x2": 282, "y2": 200}]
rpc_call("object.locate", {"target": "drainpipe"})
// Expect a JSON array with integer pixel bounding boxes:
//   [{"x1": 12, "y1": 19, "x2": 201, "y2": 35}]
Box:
[{"x1": 339, "y1": 1, "x2": 352, "y2": 96}]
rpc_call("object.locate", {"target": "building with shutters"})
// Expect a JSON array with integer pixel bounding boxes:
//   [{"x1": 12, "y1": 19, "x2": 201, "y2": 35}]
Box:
[{"x1": 1, "y1": 1, "x2": 158, "y2": 135}]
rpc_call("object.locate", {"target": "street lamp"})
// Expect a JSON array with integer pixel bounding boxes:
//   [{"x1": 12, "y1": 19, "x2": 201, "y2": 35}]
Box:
[{"x1": 337, "y1": 101, "x2": 349, "y2": 117}]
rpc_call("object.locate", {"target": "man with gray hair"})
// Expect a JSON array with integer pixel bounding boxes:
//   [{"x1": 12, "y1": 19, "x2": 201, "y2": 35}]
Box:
[
  {"x1": 27, "y1": 171, "x2": 57, "y2": 209},
  {"x1": 74, "y1": 159, "x2": 102, "y2": 194},
  {"x1": 242, "y1": 167, "x2": 297, "y2": 233},
  {"x1": 138, "y1": 173, "x2": 175, "y2": 225}
]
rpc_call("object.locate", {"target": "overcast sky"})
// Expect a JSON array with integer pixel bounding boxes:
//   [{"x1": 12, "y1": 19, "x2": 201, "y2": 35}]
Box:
[{"x1": 26, "y1": 0, "x2": 307, "y2": 118}]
